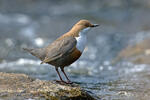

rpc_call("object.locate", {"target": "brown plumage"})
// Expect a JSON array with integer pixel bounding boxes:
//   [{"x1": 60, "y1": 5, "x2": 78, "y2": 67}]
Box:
[{"x1": 23, "y1": 19, "x2": 99, "y2": 84}]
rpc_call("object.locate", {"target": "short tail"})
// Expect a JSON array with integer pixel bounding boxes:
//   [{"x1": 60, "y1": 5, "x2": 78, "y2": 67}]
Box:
[
  {"x1": 23, "y1": 48, "x2": 34, "y2": 53},
  {"x1": 23, "y1": 47, "x2": 46, "y2": 61}
]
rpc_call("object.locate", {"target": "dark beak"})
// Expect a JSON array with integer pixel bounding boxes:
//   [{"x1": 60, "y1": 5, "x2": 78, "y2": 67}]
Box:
[{"x1": 91, "y1": 24, "x2": 99, "y2": 27}]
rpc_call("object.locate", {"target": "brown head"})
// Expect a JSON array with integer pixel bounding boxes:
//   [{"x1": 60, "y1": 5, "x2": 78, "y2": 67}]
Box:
[
  {"x1": 75, "y1": 19, "x2": 99, "y2": 28},
  {"x1": 66, "y1": 19, "x2": 99, "y2": 37}
]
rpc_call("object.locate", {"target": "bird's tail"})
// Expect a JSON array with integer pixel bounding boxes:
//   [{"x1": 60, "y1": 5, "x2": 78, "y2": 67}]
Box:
[
  {"x1": 23, "y1": 48, "x2": 34, "y2": 53},
  {"x1": 23, "y1": 47, "x2": 46, "y2": 61},
  {"x1": 23, "y1": 47, "x2": 36, "y2": 57}
]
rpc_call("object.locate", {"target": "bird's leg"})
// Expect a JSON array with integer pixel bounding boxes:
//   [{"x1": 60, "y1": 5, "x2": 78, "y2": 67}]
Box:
[
  {"x1": 55, "y1": 67, "x2": 64, "y2": 82},
  {"x1": 61, "y1": 68, "x2": 73, "y2": 84}
]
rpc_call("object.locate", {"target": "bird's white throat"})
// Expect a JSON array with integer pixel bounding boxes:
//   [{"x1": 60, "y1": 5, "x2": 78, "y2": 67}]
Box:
[{"x1": 75, "y1": 27, "x2": 91, "y2": 52}]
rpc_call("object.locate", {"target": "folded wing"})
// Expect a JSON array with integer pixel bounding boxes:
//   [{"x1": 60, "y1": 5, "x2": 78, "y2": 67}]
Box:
[{"x1": 41, "y1": 36, "x2": 77, "y2": 64}]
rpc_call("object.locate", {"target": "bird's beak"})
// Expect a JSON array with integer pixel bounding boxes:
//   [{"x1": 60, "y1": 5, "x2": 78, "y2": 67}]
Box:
[{"x1": 91, "y1": 24, "x2": 99, "y2": 27}]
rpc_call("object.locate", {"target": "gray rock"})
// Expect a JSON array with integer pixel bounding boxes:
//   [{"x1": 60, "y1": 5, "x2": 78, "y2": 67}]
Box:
[
  {"x1": 0, "y1": 72, "x2": 95, "y2": 100},
  {"x1": 112, "y1": 38, "x2": 150, "y2": 64}
]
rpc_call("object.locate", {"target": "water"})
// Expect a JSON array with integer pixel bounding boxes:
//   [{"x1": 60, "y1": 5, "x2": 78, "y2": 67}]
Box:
[
  {"x1": 1, "y1": 59, "x2": 150, "y2": 99},
  {"x1": 1, "y1": 0, "x2": 150, "y2": 99}
]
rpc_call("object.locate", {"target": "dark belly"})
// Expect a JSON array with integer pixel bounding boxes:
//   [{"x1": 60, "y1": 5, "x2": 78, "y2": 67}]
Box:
[{"x1": 48, "y1": 48, "x2": 81, "y2": 67}]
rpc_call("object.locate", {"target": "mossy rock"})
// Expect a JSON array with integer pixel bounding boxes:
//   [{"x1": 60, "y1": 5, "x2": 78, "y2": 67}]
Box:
[{"x1": 0, "y1": 72, "x2": 95, "y2": 100}]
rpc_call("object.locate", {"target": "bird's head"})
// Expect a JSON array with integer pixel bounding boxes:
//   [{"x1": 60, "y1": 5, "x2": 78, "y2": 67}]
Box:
[
  {"x1": 76, "y1": 19, "x2": 99, "y2": 29},
  {"x1": 69, "y1": 19, "x2": 99, "y2": 37}
]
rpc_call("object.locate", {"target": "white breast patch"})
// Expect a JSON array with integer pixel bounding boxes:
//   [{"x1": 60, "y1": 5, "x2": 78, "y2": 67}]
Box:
[{"x1": 75, "y1": 27, "x2": 91, "y2": 52}]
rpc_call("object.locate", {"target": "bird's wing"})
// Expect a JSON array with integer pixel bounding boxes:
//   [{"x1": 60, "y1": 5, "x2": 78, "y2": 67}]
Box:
[{"x1": 41, "y1": 36, "x2": 77, "y2": 64}]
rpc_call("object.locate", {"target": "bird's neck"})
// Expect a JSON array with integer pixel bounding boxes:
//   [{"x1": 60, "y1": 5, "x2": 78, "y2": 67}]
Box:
[
  {"x1": 58, "y1": 26, "x2": 90, "y2": 41},
  {"x1": 66, "y1": 26, "x2": 91, "y2": 37},
  {"x1": 67, "y1": 26, "x2": 83, "y2": 37},
  {"x1": 75, "y1": 30, "x2": 87, "y2": 52}
]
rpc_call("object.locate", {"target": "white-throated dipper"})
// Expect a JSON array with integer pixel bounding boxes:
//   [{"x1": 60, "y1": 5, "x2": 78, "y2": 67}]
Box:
[{"x1": 24, "y1": 19, "x2": 99, "y2": 84}]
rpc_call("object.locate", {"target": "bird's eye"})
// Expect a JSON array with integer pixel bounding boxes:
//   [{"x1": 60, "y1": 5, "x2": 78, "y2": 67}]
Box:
[{"x1": 84, "y1": 23, "x2": 90, "y2": 27}]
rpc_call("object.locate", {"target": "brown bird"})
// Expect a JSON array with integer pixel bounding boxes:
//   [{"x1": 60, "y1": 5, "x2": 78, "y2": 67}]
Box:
[{"x1": 23, "y1": 19, "x2": 99, "y2": 84}]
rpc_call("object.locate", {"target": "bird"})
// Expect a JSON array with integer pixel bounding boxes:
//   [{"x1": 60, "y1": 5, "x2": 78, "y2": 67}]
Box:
[{"x1": 23, "y1": 19, "x2": 99, "y2": 84}]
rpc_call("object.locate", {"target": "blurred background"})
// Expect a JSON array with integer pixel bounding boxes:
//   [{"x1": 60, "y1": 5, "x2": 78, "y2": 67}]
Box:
[{"x1": 1, "y1": 0, "x2": 150, "y2": 99}]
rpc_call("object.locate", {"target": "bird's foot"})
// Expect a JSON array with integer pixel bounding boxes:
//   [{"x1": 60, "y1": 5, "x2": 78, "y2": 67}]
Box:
[
  {"x1": 54, "y1": 80, "x2": 67, "y2": 85},
  {"x1": 54, "y1": 80, "x2": 73, "y2": 84}
]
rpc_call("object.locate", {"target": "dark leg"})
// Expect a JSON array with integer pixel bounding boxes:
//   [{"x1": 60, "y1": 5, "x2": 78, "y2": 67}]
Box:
[
  {"x1": 61, "y1": 68, "x2": 72, "y2": 84},
  {"x1": 55, "y1": 67, "x2": 63, "y2": 81}
]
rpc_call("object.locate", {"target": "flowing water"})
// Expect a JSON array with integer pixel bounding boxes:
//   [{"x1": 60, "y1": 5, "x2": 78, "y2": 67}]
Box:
[{"x1": 1, "y1": 0, "x2": 150, "y2": 100}]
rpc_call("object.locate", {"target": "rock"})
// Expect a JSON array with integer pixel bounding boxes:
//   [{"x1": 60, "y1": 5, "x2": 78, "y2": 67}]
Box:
[
  {"x1": 112, "y1": 38, "x2": 150, "y2": 64},
  {"x1": 0, "y1": 72, "x2": 95, "y2": 100}
]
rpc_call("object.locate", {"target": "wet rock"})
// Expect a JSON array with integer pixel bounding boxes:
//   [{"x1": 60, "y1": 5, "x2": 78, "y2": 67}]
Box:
[
  {"x1": 112, "y1": 38, "x2": 150, "y2": 64},
  {"x1": 0, "y1": 72, "x2": 95, "y2": 100}
]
